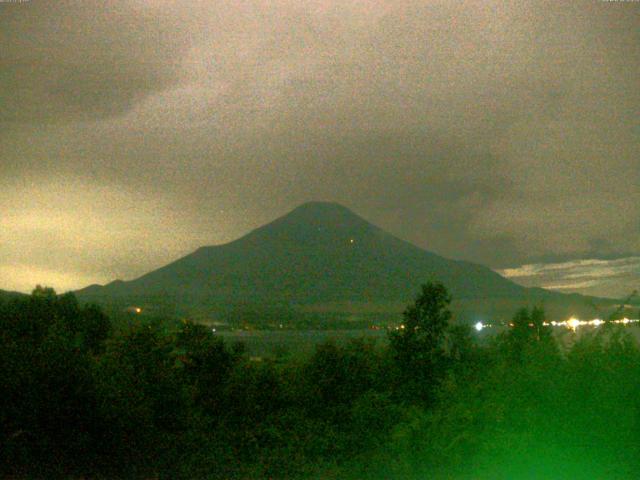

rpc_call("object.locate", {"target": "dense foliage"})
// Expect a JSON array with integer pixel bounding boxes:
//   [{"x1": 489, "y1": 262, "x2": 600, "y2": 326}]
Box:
[{"x1": 1, "y1": 283, "x2": 639, "y2": 479}]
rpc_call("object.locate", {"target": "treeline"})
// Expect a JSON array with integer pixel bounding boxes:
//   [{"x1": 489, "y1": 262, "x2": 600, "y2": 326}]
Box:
[{"x1": 1, "y1": 283, "x2": 640, "y2": 479}]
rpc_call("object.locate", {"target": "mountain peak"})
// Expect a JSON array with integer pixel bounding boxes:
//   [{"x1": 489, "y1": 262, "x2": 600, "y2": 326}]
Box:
[
  {"x1": 238, "y1": 202, "x2": 379, "y2": 246},
  {"x1": 242, "y1": 202, "x2": 376, "y2": 244},
  {"x1": 281, "y1": 201, "x2": 364, "y2": 225},
  {"x1": 290, "y1": 201, "x2": 353, "y2": 214}
]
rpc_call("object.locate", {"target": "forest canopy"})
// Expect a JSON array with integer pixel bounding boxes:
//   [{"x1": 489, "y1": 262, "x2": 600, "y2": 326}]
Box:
[{"x1": 1, "y1": 283, "x2": 639, "y2": 479}]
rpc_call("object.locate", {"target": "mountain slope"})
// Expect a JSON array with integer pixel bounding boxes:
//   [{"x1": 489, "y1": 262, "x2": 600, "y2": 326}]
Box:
[
  {"x1": 0, "y1": 289, "x2": 28, "y2": 301},
  {"x1": 76, "y1": 202, "x2": 608, "y2": 319}
]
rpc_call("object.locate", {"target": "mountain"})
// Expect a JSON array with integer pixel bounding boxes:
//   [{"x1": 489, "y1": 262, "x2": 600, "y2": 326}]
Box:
[
  {"x1": 0, "y1": 289, "x2": 28, "y2": 301},
  {"x1": 76, "y1": 202, "x2": 616, "y2": 322}
]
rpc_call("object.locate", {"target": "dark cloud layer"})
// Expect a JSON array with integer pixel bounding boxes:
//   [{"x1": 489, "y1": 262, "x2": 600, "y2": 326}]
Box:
[
  {"x1": 1, "y1": 0, "x2": 638, "y2": 295},
  {"x1": 1, "y1": 1, "x2": 189, "y2": 122}
]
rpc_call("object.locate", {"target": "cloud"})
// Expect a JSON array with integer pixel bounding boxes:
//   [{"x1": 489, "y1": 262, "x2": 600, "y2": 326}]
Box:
[
  {"x1": 0, "y1": 264, "x2": 103, "y2": 295},
  {"x1": 0, "y1": 178, "x2": 223, "y2": 292},
  {"x1": 0, "y1": 1, "x2": 190, "y2": 123},
  {"x1": 499, "y1": 257, "x2": 640, "y2": 299},
  {"x1": 0, "y1": 0, "x2": 638, "y2": 291}
]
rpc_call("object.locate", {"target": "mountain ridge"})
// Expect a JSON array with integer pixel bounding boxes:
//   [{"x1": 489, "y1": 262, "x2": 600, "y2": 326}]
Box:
[{"x1": 0, "y1": 289, "x2": 28, "y2": 301}]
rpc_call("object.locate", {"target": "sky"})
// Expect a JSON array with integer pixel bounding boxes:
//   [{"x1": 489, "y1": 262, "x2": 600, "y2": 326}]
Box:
[{"x1": 1, "y1": 0, "x2": 638, "y2": 297}]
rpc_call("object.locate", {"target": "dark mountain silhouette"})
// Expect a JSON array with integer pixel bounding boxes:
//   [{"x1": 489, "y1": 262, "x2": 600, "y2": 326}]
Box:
[
  {"x1": 0, "y1": 290, "x2": 26, "y2": 298},
  {"x1": 0, "y1": 289, "x2": 27, "y2": 301},
  {"x1": 76, "y1": 202, "x2": 615, "y2": 321}
]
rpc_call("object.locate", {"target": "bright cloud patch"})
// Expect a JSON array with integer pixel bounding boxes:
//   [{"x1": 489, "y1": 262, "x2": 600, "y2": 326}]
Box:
[
  {"x1": 0, "y1": 264, "x2": 103, "y2": 295},
  {"x1": 498, "y1": 257, "x2": 640, "y2": 299}
]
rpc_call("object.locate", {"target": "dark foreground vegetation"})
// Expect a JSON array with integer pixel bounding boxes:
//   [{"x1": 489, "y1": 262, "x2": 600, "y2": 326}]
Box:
[{"x1": 2, "y1": 284, "x2": 640, "y2": 479}]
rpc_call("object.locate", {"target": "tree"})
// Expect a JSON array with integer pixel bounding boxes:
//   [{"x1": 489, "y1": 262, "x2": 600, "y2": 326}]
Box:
[
  {"x1": 504, "y1": 306, "x2": 554, "y2": 363},
  {"x1": 0, "y1": 287, "x2": 102, "y2": 477},
  {"x1": 31, "y1": 285, "x2": 56, "y2": 300},
  {"x1": 304, "y1": 339, "x2": 380, "y2": 420},
  {"x1": 175, "y1": 320, "x2": 235, "y2": 414},
  {"x1": 389, "y1": 281, "x2": 453, "y2": 403},
  {"x1": 93, "y1": 322, "x2": 189, "y2": 477},
  {"x1": 78, "y1": 304, "x2": 110, "y2": 354}
]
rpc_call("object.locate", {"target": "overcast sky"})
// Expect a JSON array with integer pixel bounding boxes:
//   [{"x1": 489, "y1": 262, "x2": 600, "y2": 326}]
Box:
[{"x1": 1, "y1": 0, "x2": 638, "y2": 297}]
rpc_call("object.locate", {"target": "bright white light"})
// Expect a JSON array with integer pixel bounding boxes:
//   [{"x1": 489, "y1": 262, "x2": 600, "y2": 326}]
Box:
[
  {"x1": 567, "y1": 317, "x2": 581, "y2": 330},
  {"x1": 469, "y1": 316, "x2": 640, "y2": 331}
]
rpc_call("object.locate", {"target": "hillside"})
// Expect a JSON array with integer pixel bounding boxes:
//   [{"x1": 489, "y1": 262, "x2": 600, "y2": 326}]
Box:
[{"x1": 0, "y1": 289, "x2": 27, "y2": 301}]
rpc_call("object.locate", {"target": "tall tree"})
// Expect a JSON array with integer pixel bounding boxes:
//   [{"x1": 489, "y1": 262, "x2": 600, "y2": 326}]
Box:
[{"x1": 389, "y1": 281, "x2": 452, "y2": 403}]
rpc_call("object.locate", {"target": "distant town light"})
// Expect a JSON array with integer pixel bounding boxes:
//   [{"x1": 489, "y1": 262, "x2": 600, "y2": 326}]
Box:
[
  {"x1": 349, "y1": 238, "x2": 355, "y2": 244},
  {"x1": 135, "y1": 307, "x2": 142, "y2": 314},
  {"x1": 472, "y1": 315, "x2": 638, "y2": 333},
  {"x1": 567, "y1": 317, "x2": 581, "y2": 330}
]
